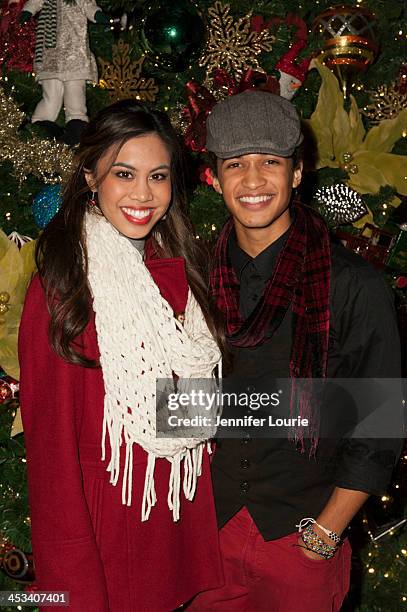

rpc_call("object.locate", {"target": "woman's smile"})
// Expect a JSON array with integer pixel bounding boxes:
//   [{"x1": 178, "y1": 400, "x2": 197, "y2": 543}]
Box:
[{"x1": 121, "y1": 206, "x2": 155, "y2": 225}]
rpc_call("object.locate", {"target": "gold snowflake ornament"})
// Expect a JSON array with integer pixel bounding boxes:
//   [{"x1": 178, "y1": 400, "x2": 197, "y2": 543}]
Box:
[
  {"x1": 98, "y1": 39, "x2": 159, "y2": 102},
  {"x1": 362, "y1": 83, "x2": 407, "y2": 124},
  {"x1": 199, "y1": 1, "x2": 274, "y2": 81}
]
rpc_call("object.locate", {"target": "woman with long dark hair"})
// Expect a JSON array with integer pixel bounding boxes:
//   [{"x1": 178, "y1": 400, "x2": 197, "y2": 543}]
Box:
[{"x1": 18, "y1": 100, "x2": 224, "y2": 611}]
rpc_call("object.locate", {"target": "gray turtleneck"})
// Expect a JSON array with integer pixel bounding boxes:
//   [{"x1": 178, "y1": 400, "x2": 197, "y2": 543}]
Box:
[{"x1": 128, "y1": 238, "x2": 145, "y2": 259}]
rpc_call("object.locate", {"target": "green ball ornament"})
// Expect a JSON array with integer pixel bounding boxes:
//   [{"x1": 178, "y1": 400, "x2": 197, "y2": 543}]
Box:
[{"x1": 142, "y1": 0, "x2": 207, "y2": 72}]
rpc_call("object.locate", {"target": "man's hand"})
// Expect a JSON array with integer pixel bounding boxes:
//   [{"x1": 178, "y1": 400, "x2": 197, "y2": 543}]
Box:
[{"x1": 296, "y1": 487, "x2": 370, "y2": 562}]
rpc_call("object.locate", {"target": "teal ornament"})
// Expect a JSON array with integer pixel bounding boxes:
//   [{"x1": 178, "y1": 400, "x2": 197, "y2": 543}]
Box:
[
  {"x1": 32, "y1": 185, "x2": 62, "y2": 228},
  {"x1": 141, "y1": 0, "x2": 207, "y2": 72}
]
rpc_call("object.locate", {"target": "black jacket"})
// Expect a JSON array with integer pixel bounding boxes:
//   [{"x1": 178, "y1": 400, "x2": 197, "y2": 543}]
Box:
[{"x1": 212, "y1": 234, "x2": 403, "y2": 541}]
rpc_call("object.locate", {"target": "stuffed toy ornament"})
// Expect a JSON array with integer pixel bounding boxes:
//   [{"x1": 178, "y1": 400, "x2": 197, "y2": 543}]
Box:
[
  {"x1": 275, "y1": 41, "x2": 310, "y2": 100},
  {"x1": 20, "y1": 0, "x2": 108, "y2": 145},
  {"x1": 251, "y1": 13, "x2": 311, "y2": 101}
]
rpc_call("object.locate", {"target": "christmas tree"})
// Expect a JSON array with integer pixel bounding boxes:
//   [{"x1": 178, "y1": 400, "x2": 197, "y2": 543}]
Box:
[{"x1": 0, "y1": 0, "x2": 406, "y2": 609}]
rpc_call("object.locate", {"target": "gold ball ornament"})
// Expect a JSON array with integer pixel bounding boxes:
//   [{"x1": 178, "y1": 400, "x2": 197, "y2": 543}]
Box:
[
  {"x1": 341, "y1": 153, "x2": 358, "y2": 175},
  {"x1": 0, "y1": 303, "x2": 9, "y2": 315},
  {"x1": 313, "y1": 5, "x2": 379, "y2": 97},
  {"x1": 0, "y1": 291, "x2": 10, "y2": 304}
]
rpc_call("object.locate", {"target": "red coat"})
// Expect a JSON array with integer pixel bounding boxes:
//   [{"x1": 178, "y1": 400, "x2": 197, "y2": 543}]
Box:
[{"x1": 18, "y1": 256, "x2": 223, "y2": 612}]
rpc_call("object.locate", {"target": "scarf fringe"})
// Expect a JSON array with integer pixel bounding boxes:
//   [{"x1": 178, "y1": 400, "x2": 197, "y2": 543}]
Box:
[
  {"x1": 102, "y1": 402, "x2": 208, "y2": 522},
  {"x1": 142, "y1": 454, "x2": 157, "y2": 521},
  {"x1": 289, "y1": 377, "x2": 320, "y2": 455},
  {"x1": 102, "y1": 400, "x2": 123, "y2": 487}
]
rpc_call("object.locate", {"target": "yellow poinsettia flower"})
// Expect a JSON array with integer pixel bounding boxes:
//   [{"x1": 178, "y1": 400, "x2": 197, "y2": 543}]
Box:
[
  {"x1": 306, "y1": 59, "x2": 407, "y2": 227},
  {"x1": 0, "y1": 229, "x2": 36, "y2": 380}
]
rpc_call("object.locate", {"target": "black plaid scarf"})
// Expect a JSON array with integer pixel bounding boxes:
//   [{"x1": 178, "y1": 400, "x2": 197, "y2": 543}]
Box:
[{"x1": 210, "y1": 203, "x2": 331, "y2": 449}]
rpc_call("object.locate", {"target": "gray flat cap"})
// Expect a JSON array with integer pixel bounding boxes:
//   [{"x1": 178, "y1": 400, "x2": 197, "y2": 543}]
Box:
[{"x1": 206, "y1": 90, "x2": 303, "y2": 159}]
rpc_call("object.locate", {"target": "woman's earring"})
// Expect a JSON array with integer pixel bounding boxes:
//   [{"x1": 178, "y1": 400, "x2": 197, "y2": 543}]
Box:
[{"x1": 88, "y1": 191, "x2": 97, "y2": 206}]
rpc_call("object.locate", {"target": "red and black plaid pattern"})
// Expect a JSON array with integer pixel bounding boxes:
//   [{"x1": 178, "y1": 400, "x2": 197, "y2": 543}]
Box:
[{"x1": 210, "y1": 204, "x2": 331, "y2": 447}]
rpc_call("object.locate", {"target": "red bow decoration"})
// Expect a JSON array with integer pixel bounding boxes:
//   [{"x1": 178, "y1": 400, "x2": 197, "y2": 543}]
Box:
[{"x1": 183, "y1": 81, "x2": 217, "y2": 153}]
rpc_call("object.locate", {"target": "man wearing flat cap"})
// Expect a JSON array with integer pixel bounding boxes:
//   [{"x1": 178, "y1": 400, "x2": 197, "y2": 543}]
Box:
[{"x1": 187, "y1": 91, "x2": 402, "y2": 611}]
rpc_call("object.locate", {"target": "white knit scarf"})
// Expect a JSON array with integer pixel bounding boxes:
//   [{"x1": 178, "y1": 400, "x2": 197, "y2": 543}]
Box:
[{"x1": 85, "y1": 212, "x2": 221, "y2": 521}]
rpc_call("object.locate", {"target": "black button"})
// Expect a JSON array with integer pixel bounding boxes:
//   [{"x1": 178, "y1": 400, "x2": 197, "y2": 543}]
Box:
[
  {"x1": 240, "y1": 458, "x2": 250, "y2": 470},
  {"x1": 241, "y1": 436, "x2": 251, "y2": 445},
  {"x1": 240, "y1": 481, "x2": 250, "y2": 493}
]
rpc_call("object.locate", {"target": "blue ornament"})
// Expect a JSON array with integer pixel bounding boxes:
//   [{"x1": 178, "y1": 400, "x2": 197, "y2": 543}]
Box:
[{"x1": 32, "y1": 185, "x2": 62, "y2": 228}]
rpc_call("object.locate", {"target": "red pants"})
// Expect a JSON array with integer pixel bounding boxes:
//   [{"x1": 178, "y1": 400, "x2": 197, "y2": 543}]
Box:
[{"x1": 188, "y1": 507, "x2": 352, "y2": 612}]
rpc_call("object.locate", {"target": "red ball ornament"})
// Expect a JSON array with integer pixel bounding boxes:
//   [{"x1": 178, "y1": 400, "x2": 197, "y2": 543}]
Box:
[
  {"x1": 0, "y1": 373, "x2": 19, "y2": 404},
  {"x1": 395, "y1": 276, "x2": 407, "y2": 290},
  {"x1": 313, "y1": 5, "x2": 379, "y2": 96},
  {"x1": 0, "y1": 380, "x2": 13, "y2": 403}
]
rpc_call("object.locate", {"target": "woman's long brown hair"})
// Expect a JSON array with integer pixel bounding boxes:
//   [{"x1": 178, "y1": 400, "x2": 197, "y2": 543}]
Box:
[{"x1": 36, "y1": 99, "x2": 228, "y2": 367}]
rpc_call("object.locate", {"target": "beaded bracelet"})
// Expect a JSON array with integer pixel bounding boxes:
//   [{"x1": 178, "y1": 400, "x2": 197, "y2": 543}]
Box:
[
  {"x1": 296, "y1": 517, "x2": 341, "y2": 545},
  {"x1": 300, "y1": 525, "x2": 337, "y2": 560}
]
